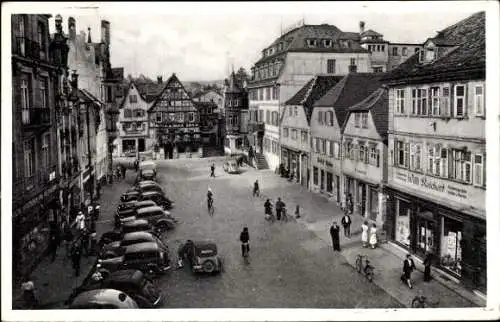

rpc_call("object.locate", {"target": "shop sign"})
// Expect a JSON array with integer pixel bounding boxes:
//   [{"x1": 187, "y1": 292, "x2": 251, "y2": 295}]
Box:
[
  {"x1": 394, "y1": 170, "x2": 477, "y2": 202},
  {"x1": 355, "y1": 168, "x2": 367, "y2": 175}
]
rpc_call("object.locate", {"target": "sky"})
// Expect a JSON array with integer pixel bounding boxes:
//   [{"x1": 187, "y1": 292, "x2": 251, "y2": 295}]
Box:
[{"x1": 10, "y1": 2, "x2": 493, "y2": 81}]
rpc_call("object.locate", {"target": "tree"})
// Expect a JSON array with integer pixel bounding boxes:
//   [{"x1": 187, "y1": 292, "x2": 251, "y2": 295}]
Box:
[{"x1": 235, "y1": 67, "x2": 250, "y2": 86}]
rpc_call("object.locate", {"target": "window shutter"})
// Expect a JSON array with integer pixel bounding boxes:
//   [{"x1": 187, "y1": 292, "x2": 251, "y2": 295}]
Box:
[
  {"x1": 365, "y1": 146, "x2": 369, "y2": 164},
  {"x1": 441, "y1": 148, "x2": 448, "y2": 178},
  {"x1": 404, "y1": 143, "x2": 410, "y2": 168},
  {"x1": 463, "y1": 84, "x2": 468, "y2": 116},
  {"x1": 409, "y1": 143, "x2": 415, "y2": 169},
  {"x1": 376, "y1": 149, "x2": 380, "y2": 167}
]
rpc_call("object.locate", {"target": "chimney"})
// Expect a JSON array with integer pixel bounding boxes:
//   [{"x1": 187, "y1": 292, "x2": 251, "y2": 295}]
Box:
[
  {"x1": 87, "y1": 27, "x2": 92, "y2": 43},
  {"x1": 68, "y1": 17, "x2": 76, "y2": 40},
  {"x1": 157, "y1": 76, "x2": 163, "y2": 84},
  {"x1": 359, "y1": 21, "x2": 365, "y2": 34},
  {"x1": 101, "y1": 20, "x2": 110, "y2": 44}
]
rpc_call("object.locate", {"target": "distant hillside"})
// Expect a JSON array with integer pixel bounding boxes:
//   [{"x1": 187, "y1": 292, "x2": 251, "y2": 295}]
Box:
[{"x1": 184, "y1": 80, "x2": 224, "y2": 96}]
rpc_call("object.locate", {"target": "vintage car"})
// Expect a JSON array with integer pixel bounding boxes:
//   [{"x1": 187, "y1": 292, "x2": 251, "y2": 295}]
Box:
[
  {"x1": 140, "y1": 191, "x2": 174, "y2": 209},
  {"x1": 68, "y1": 289, "x2": 139, "y2": 309},
  {"x1": 115, "y1": 200, "x2": 159, "y2": 227},
  {"x1": 100, "y1": 231, "x2": 166, "y2": 257},
  {"x1": 179, "y1": 240, "x2": 223, "y2": 274},
  {"x1": 99, "y1": 242, "x2": 171, "y2": 276},
  {"x1": 68, "y1": 269, "x2": 162, "y2": 308},
  {"x1": 223, "y1": 160, "x2": 240, "y2": 174},
  {"x1": 130, "y1": 182, "x2": 165, "y2": 195},
  {"x1": 120, "y1": 190, "x2": 141, "y2": 203},
  {"x1": 139, "y1": 161, "x2": 157, "y2": 180},
  {"x1": 99, "y1": 219, "x2": 160, "y2": 248}
]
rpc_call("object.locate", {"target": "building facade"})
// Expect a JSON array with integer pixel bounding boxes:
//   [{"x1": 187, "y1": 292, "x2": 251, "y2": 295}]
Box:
[
  {"x1": 311, "y1": 73, "x2": 384, "y2": 205},
  {"x1": 11, "y1": 14, "x2": 62, "y2": 279},
  {"x1": 281, "y1": 75, "x2": 343, "y2": 187},
  {"x1": 247, "y1": 22, "x2": 372, "y2": 171},
  {"x1": 223, "y1": 71, "x2": 249, "y2": 154},
  {"x1": 382, "y1": 12, "x2": 486, "y2": 293},
  {"x1": 192, "y1": 89, "x2": 224, "y2": 112},
  {"x1": 341, "y1": 87, "x2": 388, "y2": 229},
  {"x1": 115, "y1": 83, "x2": 154, "y2": 157},
  {"x1": 148, "y1": 73, "x2": 201, "y2": 159}
]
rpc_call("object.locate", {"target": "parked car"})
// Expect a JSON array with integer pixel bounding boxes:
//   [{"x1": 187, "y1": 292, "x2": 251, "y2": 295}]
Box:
[
  {"x1": 133, "y1": 206, "x2": 177, "y2": 230},
  {"x1": 99, "y1": 219, "x2": 159, "y2": 248},
  {"x1": 68, "y1": 269, "x2": 162, "y2": 308},
  {"x1": 120, "y1": 190, "x2": 141, "y2": 202},
  {"x1": 134, "y1": 180, "x2": 158, "y2": 187},
  {"x1": 223, "y1": 160, "x2": 240, "y2": 174},
  {"x1": 139, "y1": 161, "x2": 157, "y2": 180},
  {"x1": 115, "y1": 200, "x2": 159, "y2": 227},
  {"x1": 131, "y1": 182, "x2": 165, "y2": 195},
  {"x1": 68, "y1": 289, "x2": 139, "y2": 309},
  {"x1": 101, "y1": 231, "x2": 166, "y2": 257},
  {"x1": 99, "y1": 242, "x2": 171, "y2": 276},
  {"x1": 178, "y1": 240, "x2": 223, "y2": 274},
  {"x1": 140, "y1": 191, "x2": 174, "y2": 209}
]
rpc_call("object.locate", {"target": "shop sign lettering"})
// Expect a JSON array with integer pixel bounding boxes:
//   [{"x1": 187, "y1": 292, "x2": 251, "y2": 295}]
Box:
[
  {"x1": 355, "y1": 168, "x2": 367, "y2": 175},
  {"x1": 395, "y1": 170, "x2": 468, "y2": 199}
]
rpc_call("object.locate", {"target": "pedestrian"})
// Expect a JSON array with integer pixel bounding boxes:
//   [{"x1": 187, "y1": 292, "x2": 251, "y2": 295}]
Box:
[
  {"x1": 71, "y1": 241, "x2": 82, "y2": 277},
  {"x1": 330, "y1": 222, "x2": 341, "y2": 251},
  {"x1": 74, "y1": 211, "x2": 86, "y2": 234},
  {"x1": 121, "y1": 164, "x2": 127, "y2": 179},
  {"x1": 275, "y1": 197, "x2": 283, "y2": 221},
  {"x1": 347, "y1": 193, "x2": 354, "y2": 214},
  {"x1": 264, "y1": 198, "x2": 273, "y2": 219},
  {"x1": 423, "y1": 253, "x2": 432, "y2": 282},
  {"x1": 239, "y1": 227, "x2": 250, "y2": 257},
  {"x1": 210, "y1": 163, "x2": 215, "y2": 177},
  {"x1": 49, "y1": 232, "x2": 59, "y2": 262},
  {"x1": 361, "y1": 220, "x2": 369, "y2": 248},
  {"x1": 96, "y1": 181, "x2": 101, "y2": 199},
  {"x1": 253, "y1": 180, "x2": 260, "y2": 197},
  {"x1": 341, "y1": 212, "x2": 352, "y2": 238},
  {"x1": 21, "y1": 275, "x2": 38, "y2": 309},
  {"x1": 134, "y1": 159, "x2": 139, "y2": 172},
  {"x1": 401, "y1": 254, "x2": 416, "y2": 289},
  {"x1": 62, "y1": 219, "x2": 73, "y2": 259},
  {"x1": 81, "y1": 229, "x2": 90, "y2": 257},
  {"x1": 295, "y1": 204, "x2": 301, "y2": 218},
  {"x1": 369, "y1": 223, "x2": 378, "y2": 249}
]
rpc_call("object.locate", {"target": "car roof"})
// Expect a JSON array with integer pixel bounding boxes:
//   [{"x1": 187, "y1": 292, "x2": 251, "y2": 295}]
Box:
[
  {"x1": 141, "y1": 191, "x2": 162, "y2": 196},
  {"x1": 125, "y1": 242, "x2": 159, "y2": 254},
  {"x1": 193, "y1": 241, "x2": 218, "y2": 249},
  {"x1": 136, "y1": 206, "x2": 163, "y2": 214},
  {"x1": 123, "y1": 190, "x2": 140, "y2": 195},
  {"x1": 122, "y1": 231, "x2": 155, "y2": 241},
  {"x1": 70, "y1": 289, "x2": 137, "y2": 307},
  {"x1": 122, "y1": 219, "x2": 149, "y2": 227},
  {"x1": 105, "y1": 269, "x2": 145, "y2": 285},
  {"x1": 134, "y1": 200, "x2": 157, "y2": 207},
  {"x1": 140, "y1": 160, "x2": 156, "y2": 166},
  {"x1": 137, "y1": 180, "x2": 157, "y2": 185}
]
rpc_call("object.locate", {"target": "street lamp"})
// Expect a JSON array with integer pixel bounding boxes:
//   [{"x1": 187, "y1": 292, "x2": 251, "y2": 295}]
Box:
[{"x1": 276, "y1": 82, "x2": 282, "y2": 168}]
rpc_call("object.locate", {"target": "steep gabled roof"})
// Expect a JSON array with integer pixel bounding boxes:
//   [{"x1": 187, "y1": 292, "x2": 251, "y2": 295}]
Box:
[
  {"x1": 345, "y1": 87, "x2": 388, "y2": 138},
  {"x1": 361, "y1": 29, "x2": 382, "y2": 37},
  {"x1": 383, "y1": 11, "x2": 485, "y2": 83},
  {"x1": 149, "y1": 73, "x2": 197, "y2": 112},
  {"x1": 135, "y1": 83, "x2": 164, "y2": 103},
  {"x1": 285, "y1": 75, "x2": 344, "y2": 124},
  {"x1": 314, "y1": 73, "x2": 385, "y2": 127},
  {"x1": 79, "y1": 89, "x2": 103, "y2": 107}
]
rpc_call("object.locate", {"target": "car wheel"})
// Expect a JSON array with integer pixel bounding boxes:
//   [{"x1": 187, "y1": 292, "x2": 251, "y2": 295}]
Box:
[{"x1": 203, "y1": 260, "x2": 216, "y2": 273}]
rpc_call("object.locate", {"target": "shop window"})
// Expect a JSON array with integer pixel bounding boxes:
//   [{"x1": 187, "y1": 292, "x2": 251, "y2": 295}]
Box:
[
  {"x1": 320, "y1": 170, "x2": 325, "y2": 190},
  {"x1": 369, "y1": 188, "x2": 378, "y2": 221},
  {"x1": 417, "y1": 211, "x2": 435, "y2": 255},
  {"x1": 313, "y1": 167, "x2": 318, "y2": 185},
  {"x1": 395, "y1": 199, "x2": 411, "y2": 247},
  {"x1": 326, "y1": 172, "x2": 333, "y2": 193},
  {"x1": 440, "y1": 217, "x2": 463, "y2": 276}
]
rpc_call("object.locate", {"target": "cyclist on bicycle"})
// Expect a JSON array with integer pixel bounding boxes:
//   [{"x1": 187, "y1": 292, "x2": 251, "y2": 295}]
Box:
[
  {"x1": 207, "y1": 187, "x2": 214, "y2": 211},
  {"x1": 239, "y1": 227, "x2": 250, "y2": 257}
]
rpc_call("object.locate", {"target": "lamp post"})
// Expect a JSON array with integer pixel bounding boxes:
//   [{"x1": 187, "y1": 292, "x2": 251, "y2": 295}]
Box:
[
  {"x1": 276, "y1": 82, "x2": 282, "y2": 168},
  {"x1": 85, "y1": 102, "x2": 93, "y2": 204}
]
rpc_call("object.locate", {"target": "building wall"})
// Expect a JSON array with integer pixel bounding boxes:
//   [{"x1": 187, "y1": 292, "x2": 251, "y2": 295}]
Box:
[
  {"x1": 387, "y1": 44, "x2": 422, "y2": 70},
  {"x1": 196, "y1": 90, "x2": 224, "y2": 110},
  {"x1": 281, "y1": 104, "x2": 310, "y2": 152}
]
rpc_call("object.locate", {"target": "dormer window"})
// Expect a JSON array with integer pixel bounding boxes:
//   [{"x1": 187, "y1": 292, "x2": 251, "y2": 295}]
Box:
[
  {"x1": 323, "y1": 39, "x2": 332, "y2": 48},
  {"x1": 278, "y1": 42, "x2": 284, "y2": 51},
  {"x1": 425, "y1": 47, "x2": 435, "y2": 61},
  {"x1": 307, "y1": 39, "x2": 318, "y2": 47}
]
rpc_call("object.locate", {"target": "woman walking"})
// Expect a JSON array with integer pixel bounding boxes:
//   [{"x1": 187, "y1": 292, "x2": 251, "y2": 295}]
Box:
[
  {"x1": 361, "y1": 221, "x2": 369, "y2": 248},
  {"x1": 369, "y1": 223, "x2": 378, "y2": 249}
]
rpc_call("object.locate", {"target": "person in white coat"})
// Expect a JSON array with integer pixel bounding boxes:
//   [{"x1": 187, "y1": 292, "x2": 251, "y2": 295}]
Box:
[
  {"x1": 361, "y1": 221, "x2": 369, "y2": 248},
  {"x1": 369, "y1": 223, "x2": 378, "y2": 249}
]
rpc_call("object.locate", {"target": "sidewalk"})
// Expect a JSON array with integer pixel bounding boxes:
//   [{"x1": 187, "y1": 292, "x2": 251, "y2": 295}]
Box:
[
  {"x1": 259, "y1": 170, "x2": 484, "y2": 308},
  {"x1": 12, "y1": 171, "x2": 135, "y2": 309}
]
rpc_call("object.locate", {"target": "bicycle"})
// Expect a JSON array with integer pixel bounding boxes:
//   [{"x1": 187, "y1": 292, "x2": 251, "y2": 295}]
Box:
[
  {"x1": 355, "y1": 254, "x2": 374, "y2": 282},
  {"x1": 411, "y1": 295, "x2": 440, "y2": 308}
]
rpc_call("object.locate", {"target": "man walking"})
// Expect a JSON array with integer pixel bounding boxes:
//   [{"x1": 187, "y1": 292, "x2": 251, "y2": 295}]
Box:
[
  {"x1": 253, "y1": 180, "x2": 260, "y2": 197},
  {"x1": 401, "y1": 254, "x2": 416, "y2": 289},
  {"x1": 49, "y1": 230, "x2": 59, "y2": 262},
  {"x1": 210, "y1": 163, "x2": 215, "y2": 177},
  {"x1": 71, "y1": 241, "x2": 82, "y2": 277},
  {"x1": 330, "y1": 222, "x2": 341, "y2": 251},
  {"x1": 134, "y1": 159, "x2": 139, "y2": 172},
  {"x1": 74, "y1": 211, "x2": 86, "y2": 235},
  {"x1": 341, "y1": 213, "x2": 352, "y2": 238},
  {"x1": 275, "y1": 197, "x2": 284, "y2": 221}
]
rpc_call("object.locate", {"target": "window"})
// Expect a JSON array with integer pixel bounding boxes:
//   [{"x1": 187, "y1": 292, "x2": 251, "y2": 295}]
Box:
[
  {"x1": 359, "y1": 144, "x2": 367, "y2": 163},
  {"x1": 326, "y1": 111, "x2": 333, "y2": 126},
  {"x1": 454, "y1": 85, "x2": 466, "y2": 117},
  {"x1": 396, "y1": 89, "x2": 405, "y2": 114},
  {"x1": 156, "y1": 112, "x2": 162, "y2": 122},
  {"x1": 333, "y1": 142, "x2": 340, "y2": 159},
  {"x1": 21, "y1": 74, "x2": 30, "y2": 110},
  {"x1": 258, "y1": 88, "x2": 263, "y2": 100},
  {"x1": 301, "y1": 131, "x2": 308, "y2": 143},
  {"x1": 283, "y1": 127, "x2": 288, "y2": 138},
  {"x1": 441, "y1": 87, "x2": 451, "y2": 117},
  {"x1": 313, "y1": 167, "x2": 318, "y2": 185},
  {"x1": 188, "y1": 112, "x2": 195, "y2": 122},
  {"x1": 315, "y1": 138, "x2": 321, "y2": 153},
  {"x1": 349, "y1": 58, "x2": 357, "y2": 72},
  {"x1": 278, "y1": 42, "x2": 284, "y2": 51},
  {"x1": 321, "y1": 139, "x2": 326, "y2": 155},
  {"x1": 323, "y1": 39, "x2": 332, "y2": 48},
  {"x1": 361, "y1": 112, "x2": 368, "y2": 128},
  {"x1": 259, "y1": 110, "x2": 264, "y2": 122},
  {"x1": 373, "y1": 67, "x2": 383, "y2": 72},
  {"x1": 294, "y1": 106, "x2": 298, "y2": 116},
  {"x1": 42, "y1": 133, "x2": 49, "y2": 170},
  {"x1": 451, "y1": 149, "x2": 471, "y2": 183},
  {"x1": 307, "y1": 39, "x2": 317, "y2": 47},
  {"x1": 473, "y1": 154, "x2": 484, "y2": 187},
  {"x1": 288, "y1": 106, "x2": 292, "y2": 117},
  {"x1": 318, "y1": 111, "x2": 323, "y2": 125},
  {"x1": 396, "y1": 140, "x2": 409, "y2": 168},
  {"x1": 266, "y1": 87, "x2": 271, "y2": 100},
  {"x1": 392, "y1": 47, "x2": 398, "y2": 56},
  {"x1": 266, "y1": 110, "x2": 271, "y2": 123},
  {"x1": 354, "y1": 113, "x2": 360, "y2": 127},
  {"x1": 425, "y1": 47, "x2": 435, "y2": 61},
  {"x1": 272, "y1": 141, "x2": 277, "y2": 154},
  {"x1": 291, "y1": 129, "x2": 297, "y2": 140},
  {"x1": 177, "y1": 112, "x2": 184, "y2": 122},
  {"x1": 24, "y1": 139, "x2": 35, "y2": 178},
  {"x1": 369, "y1": 146, "x2": 380, "y2": 167},
  {"x1": 415, "y1": 47, "x2": 420, "y2": 54},
  {"x1": 19, "y1": 16, "x2": 26, "y2": 54},
  {"x1": 410, "y1": 144, "x2": 422, "y2": 171},
  {"x1": 474, "y1": 85, "x2": 484, "y2": 116},
  {"x1": 327, "y1": 59, "x2": 336, "y2": 74},
  {"x1": 124, "y1": 109, "x2": 132, "y2": 118},
  {"x1": 345, "y1": 141, "x2": 352, "y2": 160},
  {"x1": 37, "y1": 22, "x2": 46, "y2": 51},
  {"x1": 351, "y1": 59, "x2": 356, "y2": 66},
  {"x1": 129, "y1": 95, "x2": 137, "y2": 103},
  {"x1": 39, "y1": 77, "x2": 47, "y2": 108},
  {"x1": 402, "y1": 47, "x2": 408, "y2": 56},
  {"x1": 411, "y1": 88, "x2": 428, "y2": 116},
  {"x1": 430, "y1": 87, "x2": 440, "y2": 116}
]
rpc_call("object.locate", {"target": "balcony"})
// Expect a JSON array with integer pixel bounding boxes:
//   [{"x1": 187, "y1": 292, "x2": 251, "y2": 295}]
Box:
[
  {"x1": 247, "y1": 122, "x2": 265, "y2": 133},
  {"x1": 22, "y1": 108, "x2": 50, "y2": 128},
  {"x1": 13, "y1": 37, "x2": 47, "y2": 62}
]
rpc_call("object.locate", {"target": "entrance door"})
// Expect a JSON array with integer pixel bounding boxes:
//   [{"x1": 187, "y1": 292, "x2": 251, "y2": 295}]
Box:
[
  {"x1": 416, "y1": 215, "x2": 435, "y2": 257},
  {"x1": 138, "y1": 138, "x2": 145, "y2": 152},
  {"x1": 359, "y1": 182, "x2": 366, "y2": 216}
]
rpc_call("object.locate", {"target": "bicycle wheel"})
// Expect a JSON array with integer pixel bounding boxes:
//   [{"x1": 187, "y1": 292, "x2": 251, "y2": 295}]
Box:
[
  {"x1": 366, "y1": 268, "x2": 374, "y2": 282},
  {"x1": 355, "y1": 257, "x2": 362, "y2": 273}
]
